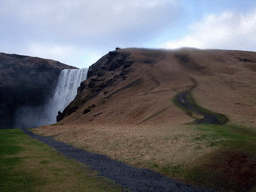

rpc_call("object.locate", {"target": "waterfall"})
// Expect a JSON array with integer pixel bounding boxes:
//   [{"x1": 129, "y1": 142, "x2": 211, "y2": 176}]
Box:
[
  {"x1": 14, "y1": 68, "x2": 87, "y2": 129},
  {"x1": 49, "y1": 68, "x2": 88, "y2": 116}
]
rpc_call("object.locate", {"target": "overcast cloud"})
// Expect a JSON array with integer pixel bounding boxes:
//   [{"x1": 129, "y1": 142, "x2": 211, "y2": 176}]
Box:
[
  {"x1": 160, "y1": 8, "x2": 256, "y2": 50},
  {"x1": 1, "y1": 0, "x2": 256, "y2": 68}
]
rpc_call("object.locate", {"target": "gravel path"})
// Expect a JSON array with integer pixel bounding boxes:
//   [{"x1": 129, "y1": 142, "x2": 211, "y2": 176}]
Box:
[{"x1": 23, "y1": 129, "x2": 216, "y2": 192}]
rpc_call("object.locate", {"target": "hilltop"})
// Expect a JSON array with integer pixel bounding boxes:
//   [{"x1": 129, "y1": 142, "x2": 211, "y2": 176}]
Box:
[{"x1": 57, "y1": 48, "x2": 256, "y2": 127}]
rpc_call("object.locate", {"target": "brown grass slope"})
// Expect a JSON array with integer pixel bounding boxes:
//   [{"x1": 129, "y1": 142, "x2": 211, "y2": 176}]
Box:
[{"x1": 57, "y1": 48, "x2": 256, "y2": 127}]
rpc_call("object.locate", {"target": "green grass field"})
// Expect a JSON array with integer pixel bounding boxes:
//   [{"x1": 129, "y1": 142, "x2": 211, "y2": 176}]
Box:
[{"x1": 0, "y1": 129, "x2": 128, "y2": 192}]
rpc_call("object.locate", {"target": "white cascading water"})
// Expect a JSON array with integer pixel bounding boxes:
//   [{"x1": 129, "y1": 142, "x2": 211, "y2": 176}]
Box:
[{"x1": 15, "y1": 68, "x2": 87, "y2": 129}]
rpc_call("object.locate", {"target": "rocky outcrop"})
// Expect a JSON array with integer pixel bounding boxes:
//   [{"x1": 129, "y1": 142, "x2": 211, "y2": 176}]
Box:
[
  {"x1": 57, "y1": 50, "x2": 134, "y2": 121},
  {"x1": 87, "y1": 51, "x2": 132, "y2": 78},
  {"x1": 0, "y1": 52, "x2": 76, "y2": 128}
]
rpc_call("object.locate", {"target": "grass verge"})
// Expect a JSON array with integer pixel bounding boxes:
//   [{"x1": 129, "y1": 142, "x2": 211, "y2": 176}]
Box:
[{"x1": 0, "y1": 129, "x2": 128, "y2": 192}]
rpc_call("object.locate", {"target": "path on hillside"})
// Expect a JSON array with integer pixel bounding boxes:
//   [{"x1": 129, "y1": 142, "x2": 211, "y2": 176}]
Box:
[
  {"x1": 23, "y1": 129, "x2": 215, "y2": 192},
  {"x1": 173, "y1": 76, "x2": 229, "y2": 125}
]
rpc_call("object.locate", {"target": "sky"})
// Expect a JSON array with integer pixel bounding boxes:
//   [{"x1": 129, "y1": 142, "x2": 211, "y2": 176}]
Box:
[{"x1": 1, "y1": 0, "x2": 256, "y2": 68}]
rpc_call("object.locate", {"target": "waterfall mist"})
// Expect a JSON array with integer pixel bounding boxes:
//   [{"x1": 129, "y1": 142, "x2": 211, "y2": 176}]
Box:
[{"x1": 15, "y1": 68, "x2": 87, "y2": 129}]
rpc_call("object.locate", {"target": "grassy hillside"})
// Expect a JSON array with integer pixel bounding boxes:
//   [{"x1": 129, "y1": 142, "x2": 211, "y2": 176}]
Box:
[{"x1": 56, "y1": 48, "x2": 256, "y2": 127}]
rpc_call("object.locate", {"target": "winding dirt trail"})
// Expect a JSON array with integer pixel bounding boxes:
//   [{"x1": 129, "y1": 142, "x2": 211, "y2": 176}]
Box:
[{"x1": 173, "y1": 76, "x2": 229, "y2": 125}]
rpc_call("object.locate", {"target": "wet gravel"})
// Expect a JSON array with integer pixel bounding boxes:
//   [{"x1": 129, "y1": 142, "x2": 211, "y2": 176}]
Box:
[{"x1": 23, "y1": 129, "x2": 216, "y2": 192}]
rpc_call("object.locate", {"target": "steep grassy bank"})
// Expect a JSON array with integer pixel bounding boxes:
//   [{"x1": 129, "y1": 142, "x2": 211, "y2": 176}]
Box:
[{"x1": 0, "y1": 129, "x2": 127, "y2": 192}]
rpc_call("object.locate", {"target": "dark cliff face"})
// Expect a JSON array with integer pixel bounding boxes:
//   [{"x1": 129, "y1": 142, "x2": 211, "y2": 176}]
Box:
[
  {"x1": 0, "y1": 52, "x2": 76, "y2": 129},
  {"x1": 56, "y1": 48, "x2": 165, "y2": 122},
  {"x1": 87, "y1": 50, "x2": 132, "y2": 78}
]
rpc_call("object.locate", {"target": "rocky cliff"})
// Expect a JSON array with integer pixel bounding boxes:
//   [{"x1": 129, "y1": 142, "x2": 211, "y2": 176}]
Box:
[
  {"x1": 0, "y1": 52, "x2": 76, "y2": 128},
  {"x1": 57, "y1": 48, "x2": 256, "y2": 127}
]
